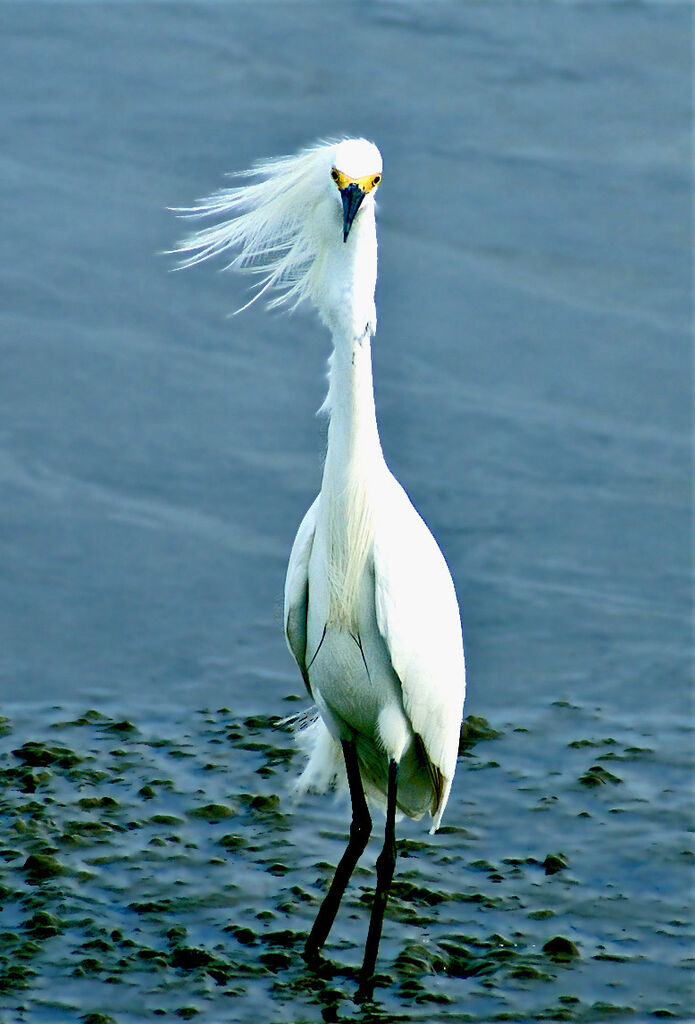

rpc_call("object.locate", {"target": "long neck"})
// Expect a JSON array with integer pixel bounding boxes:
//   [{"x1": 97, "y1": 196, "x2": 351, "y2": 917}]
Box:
[
  {"x1": 322, "y1": 327, "x2": 384, "y2": 487},
  {"x1": 319, "y1": 321, "x2": 386, "y2": 627},
  {"x1": 315, "y1": 202, "x2": 385, "y2": 625},
  {"x1": 318, "y1": 199, "x2": 383, "y2": 494}
]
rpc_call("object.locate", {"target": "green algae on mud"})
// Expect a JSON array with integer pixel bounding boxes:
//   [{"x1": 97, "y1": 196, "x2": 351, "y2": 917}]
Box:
[{"x1": 0, "y1": 702, "x2": 691, "y2": 1023}]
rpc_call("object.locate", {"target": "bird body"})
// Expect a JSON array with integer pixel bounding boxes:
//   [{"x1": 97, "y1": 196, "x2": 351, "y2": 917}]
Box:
[
  {"x1": 286, "y1": 386, "x2": 465, "y2": 827},
  {"x1": 175, "y1": 137, "x2": 465, "y2": 992}
]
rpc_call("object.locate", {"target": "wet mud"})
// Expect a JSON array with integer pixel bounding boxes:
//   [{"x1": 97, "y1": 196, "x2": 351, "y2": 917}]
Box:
[{"x1": 0, "y1": 702, "x2": 690, "y2": 1022}]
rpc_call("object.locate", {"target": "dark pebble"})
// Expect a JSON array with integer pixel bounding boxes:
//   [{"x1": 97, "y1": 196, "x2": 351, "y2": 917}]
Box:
[
  {"x1": 24, "y1": 911, "x2": 63, "y2": 939},
  {"x1": 543, "y1": 936, "x2": 580, "y2": 960},
  {"x1": 171, "y1": 945, "x2": 214, "y2": 969},
  {"x1": 543, "y1": 852, "x2": 569, "y2": 875},
  {"x1": 188, "y1": 803, "x2": 235, "y2": 821},
  {"x1": 458, "y1": 715, "x2": 502, "y2": 752},
  {"x1": 22, "y1": 853, "x2": 65, "y2": 881}
]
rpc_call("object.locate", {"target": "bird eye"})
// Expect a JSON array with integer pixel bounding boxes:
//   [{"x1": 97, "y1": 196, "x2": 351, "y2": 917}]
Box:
[
  {"x1": 331, "y1": 168, "x2": 339, "y2": 183},
  {"x1": 372, "y1": 174, "x2": 382, "y2": 187}
]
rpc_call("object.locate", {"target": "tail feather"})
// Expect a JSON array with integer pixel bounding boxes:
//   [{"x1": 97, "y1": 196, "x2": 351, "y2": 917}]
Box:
[
  {"x1": 285, "y1": 707, "x2": 343, "y2": 798},
  {"x1": 285, "y1": 708, "x2": 415, "y2": 826}
]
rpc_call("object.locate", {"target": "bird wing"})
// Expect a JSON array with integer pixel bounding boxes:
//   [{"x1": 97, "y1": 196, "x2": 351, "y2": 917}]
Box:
[
  {"x1": 372, "y1": 477, "x2": 465, "y2": 800},
  {"x1": 284, "y1": 496, "x2": 319, "y2": 697}
]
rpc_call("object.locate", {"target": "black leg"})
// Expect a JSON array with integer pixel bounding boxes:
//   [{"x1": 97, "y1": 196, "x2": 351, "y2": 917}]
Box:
[
  {"x1": 357, "y1": 758, "x2": 399, "y2": 999},
  {"x1": 304, "y1": 739, "x2": 372, "y2": 961}
]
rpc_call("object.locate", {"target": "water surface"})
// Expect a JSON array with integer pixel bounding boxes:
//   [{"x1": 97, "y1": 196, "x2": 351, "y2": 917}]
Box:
[{"x1": 0, "y1": 2, "x2": 691, "y2": 1021}]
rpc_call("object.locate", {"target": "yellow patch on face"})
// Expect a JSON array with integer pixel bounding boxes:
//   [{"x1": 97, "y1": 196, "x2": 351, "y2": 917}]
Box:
[{"x1": 331, "y1": 167, "x2": 382, "y2": 194}]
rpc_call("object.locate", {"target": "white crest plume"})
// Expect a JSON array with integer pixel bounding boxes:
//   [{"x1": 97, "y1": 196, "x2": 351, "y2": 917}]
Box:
[{"x1": 172, "y1": 138, "x2": 351, "y2": 313}]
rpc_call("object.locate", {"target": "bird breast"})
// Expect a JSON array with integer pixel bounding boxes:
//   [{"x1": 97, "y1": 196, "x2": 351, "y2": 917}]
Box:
[
  {"x1": 306, "y1": 537, "x2": 414, "y2": 775},
  {"x1": 321, "y1": 475, "x2": 376, "y2": 630}
]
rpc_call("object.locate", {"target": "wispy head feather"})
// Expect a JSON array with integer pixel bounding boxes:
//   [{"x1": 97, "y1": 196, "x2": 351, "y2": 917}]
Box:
[{"x1": 172, "y1": 137, "x2": 366, "y2": 314}]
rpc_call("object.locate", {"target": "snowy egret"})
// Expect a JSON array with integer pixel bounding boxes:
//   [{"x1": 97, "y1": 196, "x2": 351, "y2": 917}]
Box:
[{"x1": 174, "y1": 138, "x2": 466, "y2": 994}]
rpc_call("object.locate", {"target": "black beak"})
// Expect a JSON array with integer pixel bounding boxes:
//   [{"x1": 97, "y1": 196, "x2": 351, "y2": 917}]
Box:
[{"x1": 341, "y1": 183, "x2": 366, "y2": 242}]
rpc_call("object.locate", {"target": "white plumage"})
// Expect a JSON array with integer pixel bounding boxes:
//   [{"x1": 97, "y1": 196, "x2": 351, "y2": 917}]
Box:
[{"x1": 174, "y1": 137, "x2": 466, "y2": 993}]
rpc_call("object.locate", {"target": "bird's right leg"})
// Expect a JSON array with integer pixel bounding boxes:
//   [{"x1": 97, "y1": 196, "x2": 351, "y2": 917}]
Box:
[
  {"x1": 356, "y1": 757, "x2": 398, "y2": 999},
  {"x1": 304, "y1": 738, "x2": 372, "y2": 961}
]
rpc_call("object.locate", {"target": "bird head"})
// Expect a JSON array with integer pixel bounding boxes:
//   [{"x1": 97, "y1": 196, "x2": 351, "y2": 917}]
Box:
[
  {"x1": 172, "y1": 137, "x2": 383, "y2": 318},
  {"x1": 329, "y1": 139, "x2": 383, "y2": 243}
]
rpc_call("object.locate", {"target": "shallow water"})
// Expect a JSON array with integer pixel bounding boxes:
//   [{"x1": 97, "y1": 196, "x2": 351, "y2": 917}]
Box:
[
  {"x1": 0, "y1": 701, "x2": 692, "y2": 1022},
  {"x1": 0, "y1": 1, "x2": 692, "y2": 1021}
]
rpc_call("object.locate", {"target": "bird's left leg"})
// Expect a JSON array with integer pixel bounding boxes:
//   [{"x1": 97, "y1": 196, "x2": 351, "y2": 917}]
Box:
[
  {"x1": 357, "y1": 758, "x2": 399, "y2": 998},
  {"x1": 304, "y1": 739, "x2": 372, "y2": 962}
]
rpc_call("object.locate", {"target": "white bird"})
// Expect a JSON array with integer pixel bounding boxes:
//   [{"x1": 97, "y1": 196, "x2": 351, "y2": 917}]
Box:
[{"x1": 174, "y1": 138, "x2": 466, "y2": 996}]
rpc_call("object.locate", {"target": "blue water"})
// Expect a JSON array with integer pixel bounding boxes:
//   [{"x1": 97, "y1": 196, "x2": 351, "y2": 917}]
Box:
[{"x1": 0, "y1": 3, "x2": 691, "y2": 1021}]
